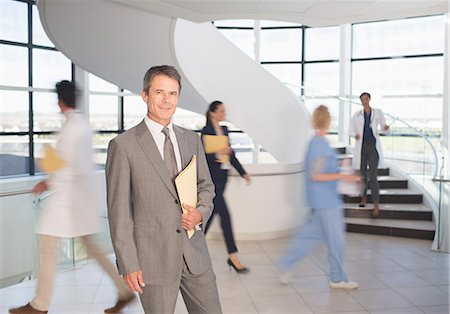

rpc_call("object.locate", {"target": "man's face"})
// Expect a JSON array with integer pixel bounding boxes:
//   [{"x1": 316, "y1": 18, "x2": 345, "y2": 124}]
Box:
[
  {"x1": 360, "y1": 95, "x2": 371, "y2": 108},
  {"x1": 142, "y1": 74, "x2": 180, "y2": 126}
]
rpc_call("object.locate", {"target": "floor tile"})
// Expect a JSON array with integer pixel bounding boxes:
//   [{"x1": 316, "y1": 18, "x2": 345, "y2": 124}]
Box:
[
  {"x1": 302, "y1": 291, "x2": 364, "y2": 313},
  {"x1": 394, "y1": 286, "x2": 449, "y2": 306},
  {"x1": 1, "y1": 233, "x2": 448, "y2": 314},
  {"x1": 375, "y1": 270, "x2": 432, "y2": 288},
  {"x1": 419, "y1": 305, "x2": 450, "y2": 314},
  {"x1": 348, "y1": 288, "x2": 413, "y2": 310},
  {"x1": 413, "y1": 269, "x2": 450, "y2": 285},
  {"x1": 250, "y1": 293, "x2": 313, "y2": 313}
]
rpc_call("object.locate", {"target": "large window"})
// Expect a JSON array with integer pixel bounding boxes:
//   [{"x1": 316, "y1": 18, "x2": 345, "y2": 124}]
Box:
[
  {"x1": 351, "y1": 16, "x2": 444, "y2": 132},
  {"x1": 1, "y1": 4, "x2": 446, "y2": 176},
  {"x1": 1, "y1": 0, "x2": 72, "y2": 177},
  {"x1": 351, "y1": 16, "x2": 445, "y2": 176}
]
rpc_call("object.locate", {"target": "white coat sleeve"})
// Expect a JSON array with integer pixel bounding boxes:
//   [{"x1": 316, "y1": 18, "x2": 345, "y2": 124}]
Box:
[
  {"x1": 349, "y1": 114, "x2": 357, "y2": 137},
  {"x1": 378, "y1": 109, "x2": 388, "y2": 134}
]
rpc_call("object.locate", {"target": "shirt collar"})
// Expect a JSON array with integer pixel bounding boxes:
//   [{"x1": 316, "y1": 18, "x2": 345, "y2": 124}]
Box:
[{"x1": 144, "y1": 114, "x2": 174, "y2": 134}]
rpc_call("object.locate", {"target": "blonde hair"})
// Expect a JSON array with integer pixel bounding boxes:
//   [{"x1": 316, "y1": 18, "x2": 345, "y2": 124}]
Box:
[{"x1": 312, "y1": 105, "x2": 331, "y2": 130}]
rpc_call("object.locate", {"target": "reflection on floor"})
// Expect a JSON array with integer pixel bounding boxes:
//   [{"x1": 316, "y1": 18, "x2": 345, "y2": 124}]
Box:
[{"x1": 1, "y1": 233, "x2": 449, "y2": 313}]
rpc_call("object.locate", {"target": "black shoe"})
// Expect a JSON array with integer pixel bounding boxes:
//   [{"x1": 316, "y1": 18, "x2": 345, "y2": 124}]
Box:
[
  {"x1": 359, "y1": 196, "x2": 367, "y2": 207},
  {"x1": 227, "y1": 258, "x2": 250, "y2": 273}
]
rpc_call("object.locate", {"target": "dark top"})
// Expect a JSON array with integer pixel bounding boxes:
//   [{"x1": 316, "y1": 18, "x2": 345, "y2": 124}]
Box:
[
  {"x1": 201, "y1": 125, "x2": 247, "y2": 181},
  {"x1": 363, "y1": 110, "x2": 376, "y2": 143}
]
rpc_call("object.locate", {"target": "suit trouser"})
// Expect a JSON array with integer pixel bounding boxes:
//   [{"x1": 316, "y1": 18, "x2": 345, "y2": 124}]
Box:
[
  {"x1": 138, "y1": 258, "x2": 222, "y2": 314},
  {"x1": 360, "y1": 141, "x2": 380, "y2": 203},
  {"x1": 278, "y1": 207, "x2": 348, "y2": 283},
  {"x1": 30, "y1": 234, "x2": 131, "y2": 311},
  {"x1": 204, "y1": 177, "x2": 238, "y2": 254}
]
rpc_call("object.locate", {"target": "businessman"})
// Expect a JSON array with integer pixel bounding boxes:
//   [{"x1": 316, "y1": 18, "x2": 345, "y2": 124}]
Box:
[{"x1": 106, "y1": 65, "x2": 222, "y2": 313}]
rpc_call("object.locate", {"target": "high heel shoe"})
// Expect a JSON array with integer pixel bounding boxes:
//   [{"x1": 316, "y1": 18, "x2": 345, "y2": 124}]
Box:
[{"x1": 227, "y1": 258, "x2": 249, "y2": 273}]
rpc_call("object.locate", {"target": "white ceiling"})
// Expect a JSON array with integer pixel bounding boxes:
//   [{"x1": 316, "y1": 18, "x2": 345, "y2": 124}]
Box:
[{"x1": 109, "y1": 0, "x2": 448, "y2": 27}]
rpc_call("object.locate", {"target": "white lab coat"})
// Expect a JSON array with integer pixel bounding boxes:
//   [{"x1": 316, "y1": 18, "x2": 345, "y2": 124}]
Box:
[
  {"x1": 37, "y1": 110, "x2": 100, "y2": 237},
  {"x1": 349, "y1": 108, "x2": 388, "y2": 170}
]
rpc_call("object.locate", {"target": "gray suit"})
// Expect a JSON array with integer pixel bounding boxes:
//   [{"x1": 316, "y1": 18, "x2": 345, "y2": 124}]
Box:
[{"x1": 106, "y1": 120, "x2": 221, "y2": 313}]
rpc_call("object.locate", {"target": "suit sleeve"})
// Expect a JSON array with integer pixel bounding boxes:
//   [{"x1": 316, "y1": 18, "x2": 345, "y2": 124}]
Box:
[
  {"x1": 230, "y1": 150, "x2": 247, "y2": 176},
  {"x1": 105, "y1": 139, "x2": 140, "y2": 275},
  {"x1": 224, "y1": 126, "x2": 246, "y2": 176},
  {"x1": 195, "y1": 135, "x2": 215, "y2": 224}
]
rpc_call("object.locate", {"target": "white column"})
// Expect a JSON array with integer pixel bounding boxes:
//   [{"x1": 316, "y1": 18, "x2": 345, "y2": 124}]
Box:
[
  {"x1": 253, "y1": 20, "x2": 261, "y2": 162},
  {"x1": 444, "y1": 13, "x2": 449, "y2": 177},
  {"x1": 74, "y1": 65, "x2": 89, "y2": 118},
  {"x1": 254, "y1": 20, "x2": 261, "y2": 64},
  {"x1": 436, "y1": 13, "x2": 450, "y2": 253},
  {"x1": 338, "y1": 24, "x2": 352, "y2": 145}
]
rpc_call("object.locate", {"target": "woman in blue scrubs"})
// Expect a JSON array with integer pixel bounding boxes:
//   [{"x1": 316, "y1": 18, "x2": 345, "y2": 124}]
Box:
[{"x1": 278, "y1": 105, "x2": 360, "y2": 289}]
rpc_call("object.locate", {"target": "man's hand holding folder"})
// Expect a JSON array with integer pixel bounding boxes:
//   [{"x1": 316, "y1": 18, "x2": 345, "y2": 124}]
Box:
[{"x1": 175, "y1": 155, "x2": 198, "y2": 239}]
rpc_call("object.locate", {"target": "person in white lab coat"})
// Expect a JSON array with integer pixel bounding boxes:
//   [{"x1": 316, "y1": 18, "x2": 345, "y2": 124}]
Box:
[
  {"x1": 349, "y1": 92, "x2": 389, "y2": 218},
  {"x1": 10, "y1": 81, "x2": 134, "y2": 314}
]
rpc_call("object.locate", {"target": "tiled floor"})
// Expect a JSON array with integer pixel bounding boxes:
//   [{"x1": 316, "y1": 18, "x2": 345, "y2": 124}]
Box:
[{"x1": 1, "y1": 233, "x2": 449, "y2": 313}]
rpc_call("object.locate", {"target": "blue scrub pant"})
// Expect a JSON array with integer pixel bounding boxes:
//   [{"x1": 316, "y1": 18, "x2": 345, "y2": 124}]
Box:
[{"x1": 278, "y1": 207, "x2": 348, "y2": 283}]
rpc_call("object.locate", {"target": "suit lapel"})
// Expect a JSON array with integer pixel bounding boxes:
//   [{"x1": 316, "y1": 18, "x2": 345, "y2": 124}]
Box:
[{"x1": 135, "y1": 121, "x2": 179, "y2": 200}]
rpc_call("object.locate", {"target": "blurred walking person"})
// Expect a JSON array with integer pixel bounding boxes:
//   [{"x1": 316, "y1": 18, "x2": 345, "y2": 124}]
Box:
[
  {"x1": 278, "y1": 105, "x2": 359, "y2": 289},
  {"x1": 9, "y1": 81, "x2": 133, "y2": 314},
  {"x1": 201, "y1": 101, "x2": 251, "y2": 273}
]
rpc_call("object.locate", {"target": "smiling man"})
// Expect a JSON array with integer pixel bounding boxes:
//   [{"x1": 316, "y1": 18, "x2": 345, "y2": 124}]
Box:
[{"x1": 105, "y1": 65, "x2": 222, "y2": 313}]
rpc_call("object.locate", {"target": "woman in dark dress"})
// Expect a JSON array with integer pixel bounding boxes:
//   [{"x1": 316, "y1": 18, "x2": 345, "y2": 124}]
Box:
[{"x1": 202, "y1": 100, "x2": 251, "y2": 273}]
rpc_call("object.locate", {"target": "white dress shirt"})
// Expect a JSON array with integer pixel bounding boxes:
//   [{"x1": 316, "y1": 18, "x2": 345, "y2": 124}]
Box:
[{"x1": 144, "y1": 115, "x2": 182, "y2": 172}]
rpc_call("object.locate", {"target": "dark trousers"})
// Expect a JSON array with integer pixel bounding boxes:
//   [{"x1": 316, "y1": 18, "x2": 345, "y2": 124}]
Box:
[
  {"x1": 360, "y1": 141, "x2": 380, "y2": 203},
  {"x1": 204, "y1": 177, "x2": 238, "y2": 254}
]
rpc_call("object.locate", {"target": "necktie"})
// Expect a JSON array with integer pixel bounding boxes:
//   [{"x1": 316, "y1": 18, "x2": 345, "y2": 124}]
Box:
[{"x1": 161, "y1": 127, "x2": 178, "y2": 180}]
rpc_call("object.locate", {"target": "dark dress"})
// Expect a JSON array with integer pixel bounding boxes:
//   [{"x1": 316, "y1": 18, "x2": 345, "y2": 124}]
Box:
[{"x1": 201, "y1": 124, "x2": 247, "y2": 254}]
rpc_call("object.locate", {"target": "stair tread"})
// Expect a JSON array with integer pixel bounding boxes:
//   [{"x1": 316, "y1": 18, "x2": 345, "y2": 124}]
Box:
[
  {"x1": 345, "y1": 217, "x2": 435, "y2": 231},
  {"x1": 377, "y1": 176, "x2": 407, "y2": 181},
  {"x1": 358, "y1": 188, "x2": 421, "y2": 195},
  {"x1": 344, "y1": 203, "x2": 431, "y2": 212}
]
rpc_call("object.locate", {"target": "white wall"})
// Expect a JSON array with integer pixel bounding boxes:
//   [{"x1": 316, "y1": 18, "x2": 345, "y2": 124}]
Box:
[{"x1": 207, "y1": 164, "x2": 306, "y2": 240}]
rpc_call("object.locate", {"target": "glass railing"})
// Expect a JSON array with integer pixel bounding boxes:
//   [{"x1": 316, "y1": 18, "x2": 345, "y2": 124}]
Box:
[{"x1": 0, "y1": 188, "x2": 114, "y2": 288}]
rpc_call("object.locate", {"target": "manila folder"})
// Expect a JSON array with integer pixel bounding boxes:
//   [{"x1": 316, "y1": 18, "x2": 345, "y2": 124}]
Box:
[
  {"x1": 174, "y1": 155, "x2": 197, "y2": 239},
  {"x1": 202, "y1": 135, "x2": 229, "y2": 164},
  {"x1": 202, "y1": 135, "x2": 228, "y2": 153},
  {"x1": 39, "y1": 146, "x2": 65, "y2": 173}
]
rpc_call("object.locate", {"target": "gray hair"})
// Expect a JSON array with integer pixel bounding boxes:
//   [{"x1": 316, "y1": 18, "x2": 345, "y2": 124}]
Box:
[{"x1": 143, "y1": 65, "x2": 181, "y2": 93}]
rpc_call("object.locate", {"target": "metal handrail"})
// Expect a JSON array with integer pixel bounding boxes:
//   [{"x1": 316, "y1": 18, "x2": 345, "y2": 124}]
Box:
[
  {"x1": 0, "y1": 190, "x2": 32, "y2": 198},
  {"x1": 283, "y1": 82, "x2": 445, "y2": 179}
]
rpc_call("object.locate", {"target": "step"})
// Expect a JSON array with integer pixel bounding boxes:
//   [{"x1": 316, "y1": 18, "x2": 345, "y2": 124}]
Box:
[
  {"x1": 345, "y1": 217, "x2": 435, "y2": 240},
  {"x1": 343, "y1": 189, "x2": 423, "y2": 204},
  {"x1": 344, "y1": 203, "x2": 433, "y2": 221},
  {"x1": 375, "y1": 176, "x2": 408, "y2": 189},
  {"x1": 333, "y1": 146, "x2": 347, "y2": 154}
]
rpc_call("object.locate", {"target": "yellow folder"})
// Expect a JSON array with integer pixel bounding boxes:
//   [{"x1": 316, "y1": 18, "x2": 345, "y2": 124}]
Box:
[
  {"x1": 174, "y1": 155, "x2": 197, "y2": 239},
  {"x1": 39, "y1": 146, "x2": 65, "y2": 173},
  {"x1": 202, "y1": 135, "x2": 230, "y2": 164}
]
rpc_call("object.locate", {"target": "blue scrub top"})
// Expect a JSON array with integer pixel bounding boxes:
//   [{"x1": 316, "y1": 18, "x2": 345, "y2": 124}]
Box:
[{"x1": 305, "y1": 135, "x2": 342, "y2": 209}]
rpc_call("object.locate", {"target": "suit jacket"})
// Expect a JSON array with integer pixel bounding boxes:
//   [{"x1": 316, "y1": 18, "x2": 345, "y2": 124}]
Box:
[
  {"x1": 201, "y1": 125, "x2": 247, "y2": 182},
  {"x1": 105, "y1": 120, "x2": 215, "y2": 285}
]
